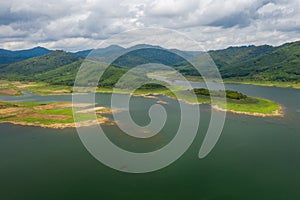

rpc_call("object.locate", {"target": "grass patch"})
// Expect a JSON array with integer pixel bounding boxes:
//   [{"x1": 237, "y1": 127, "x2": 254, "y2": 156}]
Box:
[
  {"x1": 147, "y1": 72, "x2": 300, "y2": 89},
  {"x1": 0, "y1": 80, "x2": 22, "y2": 96},
  {"x1": 0, "y1": 80, "x2": 72, "y2": 96},
  {"x1": 216, "y1": 98, "x2": 280, "y2": 114},
  {"x1": 24, "y1": 82, "x2": 72, "y2": 95},
  {"x1": 148, "y1": 71, "x2": 204, "y2": 82},
  {"x1": 224, "y1": 79, "x2": 300, "y2": 89},
  {"x1": 0, "y1": 101, "x2": 109, "y2": 128},
  {"x1": 21, "y1": 117, "x2": 74, "y2": 124},
  {"x1": 96, "y1": 85, "x2": 279, "y2": 115},
  {"x1": 37, "y1": 108, "x2": 73, "y2": 116}
]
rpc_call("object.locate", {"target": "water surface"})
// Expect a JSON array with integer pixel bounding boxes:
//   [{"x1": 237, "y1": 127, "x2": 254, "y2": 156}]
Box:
[{"x1": 0, "y1": 84, "x2": 300, "y2": 199}]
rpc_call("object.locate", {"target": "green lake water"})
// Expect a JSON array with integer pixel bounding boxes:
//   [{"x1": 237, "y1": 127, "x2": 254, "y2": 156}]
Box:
[{"x1": 0, "y1": 83, "x2": 300, "y2": 199}]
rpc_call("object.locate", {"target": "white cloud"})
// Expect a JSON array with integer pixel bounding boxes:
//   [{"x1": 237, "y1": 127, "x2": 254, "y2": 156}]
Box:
[{"x1": 0, "y1": 0, "x2": 299, "y2": 51}]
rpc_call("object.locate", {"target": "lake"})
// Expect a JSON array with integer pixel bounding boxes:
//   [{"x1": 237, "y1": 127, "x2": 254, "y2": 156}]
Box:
[{"x1": 0, "y1": 83, "x2": 300, "y2": 199}]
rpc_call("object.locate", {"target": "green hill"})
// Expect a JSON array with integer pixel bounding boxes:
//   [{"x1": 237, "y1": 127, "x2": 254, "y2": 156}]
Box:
[
  {"x1": 0, "y1": 50, "x2": 82, "y2": 79},
  {"x1": 111, "y1": 48, "x2": 187, "y2": 68},
  {"x1": 209, "y1": 45, "x2": 274, "y2": 68},
  {"x1": 34, "y1": 61, "x2": 128, "y2": 87},
  {"x1": 0, "y1": 41, "x2": 299, "y2": 87},
  {"x1": 211, "y1": 41, "x2": 300, "y2": 82},
  {"x1": 0, "y1": 46, "x2": 52, "y2": 65},
  {"x1": 175, "y1": 41, "x2": 300, "y2": 83},
  {"x1": 33, "y1": 60, "x2": 83, "y2": 85}
]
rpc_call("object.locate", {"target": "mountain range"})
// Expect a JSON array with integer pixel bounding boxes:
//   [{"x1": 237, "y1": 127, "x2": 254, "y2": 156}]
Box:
[
  {"x1": 0, "y1": 46, "x2": 52, "y2": 65},
  {"x1": 0, "y1": 41, "x2": 299, "y2": 86}
]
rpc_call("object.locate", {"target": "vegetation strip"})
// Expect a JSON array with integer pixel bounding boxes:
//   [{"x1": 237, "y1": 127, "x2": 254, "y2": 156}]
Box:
[
  {"x1": 0, "y1": 101, "x2": 114, "y2": 129},
  {"x1": 0, "y1": 80, "x2": 282, "y2": 120},
  {"x1": 97, "y1": 85, "x2": 282, "y2": 117}
]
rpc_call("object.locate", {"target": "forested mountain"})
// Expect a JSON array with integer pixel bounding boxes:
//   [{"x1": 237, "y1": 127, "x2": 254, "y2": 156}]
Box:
[
  {"x1": 111, "y1": 48, "x2": 186, "y2": 68},
  {"x1": 33, "y1": 60, "x2": 83, "y2": 85},
  {"x1": 0, "y1": 41, "x2": 299, "y2": 86},
  {"x1": 74, "y1": 45, "x2": 125, "y2": 58},
  {"x1": 209, "y1": 41, "x2": 300, "y2": 81},
  {"x1": 209, "y1": 45, "x2": 275, "y2": 68},
  {"x1": 0, "y1": 50, "x2": 82, "y2": 79},
  {"x1": 0, "y1": 46, "x2": 52, "y2": 65}
]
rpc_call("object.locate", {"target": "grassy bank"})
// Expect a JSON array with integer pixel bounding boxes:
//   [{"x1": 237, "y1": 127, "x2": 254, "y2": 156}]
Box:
[
  {"x1": 23, "y1": 82, "x2": 72, "y2": 95},
  {"x1": 214, "y1": 98, "x2": 281, "y2": 116},
  {"x1": 0, "y1": 80, "x2": 72, "y2": 96},
  {"x1": 0, "y1": 80, "x2": 22, "y2": 96},
  {"x1": 148, "y1": 71, "x2": 300, "y2": 89},
  {"x1": 224, "y1": 79, "x2": 300, "y2": 89},
  {"x1": 96, "y1": 86, "x2": 282, "y2": 116},
  {"x1": 0, "y1": 101, "x2": 112, "y2": 128},
  {"x1": 148, "y1": 71, "x2": 204, "y2": 82},
  {"x1": 0, "y1": 79, "x2": 282, "y2": 117}
]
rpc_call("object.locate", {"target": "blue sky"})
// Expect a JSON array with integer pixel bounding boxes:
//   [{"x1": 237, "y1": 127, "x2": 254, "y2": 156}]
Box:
[{"x1": 0, "y1": 0, "x2": 299, "y2": 51}]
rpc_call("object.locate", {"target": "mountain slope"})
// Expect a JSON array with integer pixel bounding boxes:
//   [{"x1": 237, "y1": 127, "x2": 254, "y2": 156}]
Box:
[
  {"x1": 111, "y1": 48, "x2": 187, "y2": 67},
  {"x1": 218, "y1": 41, "x2": 300, "y2": 81},
  {"x1": 209, "y1": 45, "x2": 274, "y2": 68},
  {"x1": 0, "y1": 50, "x2": 81, "y2": 79},
  {"x1": 75, "y1": 45, "x2": 125, "y2": 59},
  {"x1": 0, "y1": 46, "x2": 52, "y2": 65},
  {"x1": 33, "y1": 60, "x2": 83, "y2": 85},
  {"x1": 0, "y1": 41, "x2": 299, "y2": 85}
]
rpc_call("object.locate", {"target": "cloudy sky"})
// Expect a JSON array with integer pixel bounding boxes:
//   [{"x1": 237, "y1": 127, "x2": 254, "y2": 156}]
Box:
[{"x1": 0, "y1": 0, "x2": 299, "y2": 51}]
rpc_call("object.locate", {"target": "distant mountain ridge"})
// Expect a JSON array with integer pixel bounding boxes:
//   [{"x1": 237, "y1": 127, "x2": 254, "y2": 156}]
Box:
[
  {"x1": 0, "y1": 41, "x2": 299, "y2": 85},
  {"x1": 74, "y1": 45, "x2": 125, "y2": 57},
  {"x1": 0, "y1": 46, "x2": 52, "y2": 65},
  {"x1": 209, "y1": 41, "x2": 300, "y2": 81},
  {"x1": 0, "y1": 50, "x2": 82, "y2": 79}
]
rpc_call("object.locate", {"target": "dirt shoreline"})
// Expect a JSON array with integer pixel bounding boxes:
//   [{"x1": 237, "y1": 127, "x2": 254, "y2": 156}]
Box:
[
  {"x1": 211, "y1": 104, "x2": 283, "y2": 117},
  {"x1": 1, "y1": 117, "x2": 114, "y2": 129},
  {"x1": 0, "y1": 102, "x2": 116, "y2": 129},
  {"x1": 0, "y1": 90, "x2": 283, "y2": 130},
  {"x1": 137, "y1": 93, "x2": 283, "y2": 117}
]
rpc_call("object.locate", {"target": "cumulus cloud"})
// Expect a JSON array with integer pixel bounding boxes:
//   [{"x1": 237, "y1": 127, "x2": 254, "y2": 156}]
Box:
[
  {"x1": 0, "y1": 0, "x2": 299, "y2": 51},
  {"x1": 144, "y1": 0, "x2": 267, "y2": 28}
]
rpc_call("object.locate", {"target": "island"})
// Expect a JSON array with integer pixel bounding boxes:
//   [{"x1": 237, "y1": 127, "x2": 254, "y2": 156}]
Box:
[
  {"x1": 0, "y1": 79, "x2": 282, "y2": 129},
  {"x1": 94, "y1": 82, "x2": 282, "y2": 117},
  {"x1": 131, "y1": 85, "x2": 282, "y2": 117},
  {"x1": 0, "y1": 101, "x2": 114, "y2": 129}
]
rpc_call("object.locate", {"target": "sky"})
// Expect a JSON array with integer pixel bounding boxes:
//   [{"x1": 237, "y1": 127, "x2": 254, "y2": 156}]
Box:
[{"x1": 0, "y1": 0, "x2": 299, "y2": 51}]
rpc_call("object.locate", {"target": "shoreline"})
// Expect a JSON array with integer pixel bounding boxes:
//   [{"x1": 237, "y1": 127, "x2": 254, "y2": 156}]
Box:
[
  {"x1": 0, "y1": 117, "x2": 114, "y2": 129},
  {"x1": 211, "y1": 104, "x2": 283, "y2": 117},
  {"x1": 223, "y1": 80, "x2": 300, "y2": 90},
  {"x1": 0, "y1": 101, "x2": 116, "y2": 129},
  {"x1": 148, "y1": 73, "x2": 300, "y2": 90},
  {"x1": 0, "y1": 93, "x2": 283, "y2": 130},
  {"x1": 0, "y1": 85, "x2": 283, "y2": 130},
  {"x1": 134, "y1": 93, "x2": 283, "y2": 117}
]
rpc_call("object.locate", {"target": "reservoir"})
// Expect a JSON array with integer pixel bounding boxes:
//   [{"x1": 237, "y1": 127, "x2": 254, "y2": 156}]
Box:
[{"x1": 0, "y1": 83, "x2": 300, "y2": 199}]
